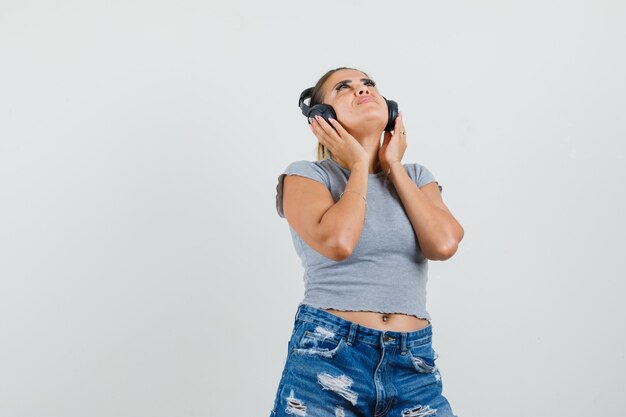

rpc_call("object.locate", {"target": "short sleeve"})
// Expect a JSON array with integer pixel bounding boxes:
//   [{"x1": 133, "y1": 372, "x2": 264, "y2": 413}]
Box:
[
  {"x1": 411, "y1": 163, "x2": 443, "y2": 193},
  {"x1": 275, "y1": 160, "x2": 331, "y2": 218}
]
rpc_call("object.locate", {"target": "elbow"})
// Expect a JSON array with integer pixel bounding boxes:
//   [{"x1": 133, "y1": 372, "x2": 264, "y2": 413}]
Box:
[
  {"x1": 323, "y1": 234, "x2": 354, "y2": 262},
  {"x1": 428, "y1": 237, "x2": 462, "y2": 261},
  {"x1": 437, "y1": 225, "x2": 464, "y2": 260},
  {"x1": 422, "y1": 223, "x2": 464, "y2": 261},
  {"x1": 425, "y1": 245, "x2": 456, "y2": 261},
  {"x1": 325, "y1": 243, "x2": 352, "y2": 262},
  {"x1": 437, "y1": 243, "x2": 459, "y2": 260},
  {"x1": 423, "y1": 248, "x2": 450, "y2": 261},
  {"x1": 332, "y1": 246, "x2": 353, "y2": 262}
]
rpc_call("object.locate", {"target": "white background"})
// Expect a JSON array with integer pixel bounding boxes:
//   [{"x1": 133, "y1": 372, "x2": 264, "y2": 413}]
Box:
[{"x1": 1, "y1": 1, "x2": 625, "y2": 416}]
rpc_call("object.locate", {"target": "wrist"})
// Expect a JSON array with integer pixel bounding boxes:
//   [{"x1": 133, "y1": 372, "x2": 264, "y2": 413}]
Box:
[
  {"x1": 386, "y1": 160, "x2": 403, "y2": 177},
  {"x1": 349, "y1": 161, "x2": 369, "y2": 172}
]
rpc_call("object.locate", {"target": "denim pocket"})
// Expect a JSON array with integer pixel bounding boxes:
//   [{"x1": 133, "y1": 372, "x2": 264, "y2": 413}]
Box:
[{"x1": 290, "y1": 321, "x2": 345, "y2": 358}]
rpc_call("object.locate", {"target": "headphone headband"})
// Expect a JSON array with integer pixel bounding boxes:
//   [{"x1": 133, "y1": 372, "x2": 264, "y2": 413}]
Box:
[{"x1": 298, "y1": 87, "x2": 314, "y2": 117}]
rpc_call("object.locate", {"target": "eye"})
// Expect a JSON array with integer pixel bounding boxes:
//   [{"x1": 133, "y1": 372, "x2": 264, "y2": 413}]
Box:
[{"x1": 336, "y1": 81, "x2": 376, "y2": 91}]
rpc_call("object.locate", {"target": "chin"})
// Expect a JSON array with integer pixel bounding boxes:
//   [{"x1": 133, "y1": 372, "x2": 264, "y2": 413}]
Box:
[
  {"x1": 362, "y1": 117, "x2": 387, "y2": 131},
  {"x1": 346, "y1": 121, "x2": 386, "y2": 135},
  {"x1": 342, "y1": 111, "x2": 386, "y2": 131}
]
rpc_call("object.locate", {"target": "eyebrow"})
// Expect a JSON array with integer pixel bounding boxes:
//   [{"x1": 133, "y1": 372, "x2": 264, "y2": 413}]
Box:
[{"x1": 332, "y1": 78, "x2": 375, "y2": 91}]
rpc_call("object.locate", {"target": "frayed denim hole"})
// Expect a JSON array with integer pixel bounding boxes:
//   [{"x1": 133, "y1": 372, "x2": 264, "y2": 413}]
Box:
[
  {"x1": 407, "y1": 345, "x2": 438, "y2": 373},
  {"x1": 298, "y1": 330, "x2": 342, "y2": 349},
  {"x1": 291, "y1": 328, "x2": 345, "y2": 358}
]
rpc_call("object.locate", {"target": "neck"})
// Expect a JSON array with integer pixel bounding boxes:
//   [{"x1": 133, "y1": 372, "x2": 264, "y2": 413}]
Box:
[{"x1": 333, "y1": 129, "x2": 383, "y2": 174}]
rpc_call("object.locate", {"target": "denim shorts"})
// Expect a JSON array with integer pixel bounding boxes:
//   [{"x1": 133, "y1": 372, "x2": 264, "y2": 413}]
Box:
[{"x1": 269, "y1": 303, "x2": 458, "y2": 417}]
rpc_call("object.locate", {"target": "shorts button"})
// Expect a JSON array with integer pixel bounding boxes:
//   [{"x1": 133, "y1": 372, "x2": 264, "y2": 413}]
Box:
[{"x1": 383, "y1": 335, "x2": 395, "y2": 342}]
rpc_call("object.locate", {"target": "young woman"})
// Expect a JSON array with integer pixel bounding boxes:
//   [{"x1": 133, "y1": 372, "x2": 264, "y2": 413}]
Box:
[{"x1": 271, "y1": 67, "x2": 464, "y2": 417}]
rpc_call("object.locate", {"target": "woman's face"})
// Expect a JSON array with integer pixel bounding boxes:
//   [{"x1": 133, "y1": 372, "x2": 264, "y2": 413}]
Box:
[{"x1": 321, "y1": 69, "x2": 388, "y2": 133}]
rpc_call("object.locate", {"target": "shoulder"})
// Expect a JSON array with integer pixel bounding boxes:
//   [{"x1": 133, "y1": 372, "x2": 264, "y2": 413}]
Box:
[
  {"x1": 403, "y1": 162, "x2": 442, "y2": 192},
  {"x1": 281, "y1": 159, "x2": 331, "y2": 187},
  {"x1": 275, "y1": 160, "x2": 332, "y2": 218}
]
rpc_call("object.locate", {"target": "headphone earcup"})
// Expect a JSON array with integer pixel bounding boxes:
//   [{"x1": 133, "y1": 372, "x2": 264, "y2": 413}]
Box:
[
  {"x1": 306, "y1": 104, "x2": 337, "y2": 127},
  {"x1": 384, "y1": 97, "x2": 399, "y2": 132}
]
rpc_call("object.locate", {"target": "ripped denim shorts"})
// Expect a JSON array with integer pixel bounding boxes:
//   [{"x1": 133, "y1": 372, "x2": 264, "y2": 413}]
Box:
[{"x1": 269, "y1": 303, "x2": 458, "y2": 417}]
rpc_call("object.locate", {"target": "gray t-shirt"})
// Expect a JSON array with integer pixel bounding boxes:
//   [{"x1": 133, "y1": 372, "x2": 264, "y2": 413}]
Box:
[{"x1": 275, "y1": 157, "x2": 442, "y2": 321}]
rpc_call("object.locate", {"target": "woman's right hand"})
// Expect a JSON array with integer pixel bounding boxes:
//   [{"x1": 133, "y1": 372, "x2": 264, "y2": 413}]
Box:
[{"x1": 310, "y1": 115, "x2": 368, "y2": 170}]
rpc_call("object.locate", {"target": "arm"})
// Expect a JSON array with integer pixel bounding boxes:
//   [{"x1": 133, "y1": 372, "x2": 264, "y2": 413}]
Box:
[
  {"x1": 387, "y1": 161, "x2": 464, "y2": 260},
  {"x1": 320, "y1": 162, "x2": 369, "y2": 258},
  {"x1": 282, "y1": 162, "x2": 369, "y2": 261}
]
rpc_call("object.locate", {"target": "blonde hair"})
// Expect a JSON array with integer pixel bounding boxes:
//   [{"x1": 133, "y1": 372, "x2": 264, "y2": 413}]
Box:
[{"x1": 308, "y1": 67, "x2": 370, "y2": 161}]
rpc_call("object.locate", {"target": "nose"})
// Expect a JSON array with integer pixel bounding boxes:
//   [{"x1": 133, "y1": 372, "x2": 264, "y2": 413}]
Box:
[{"x1": 357, "y1": 83, "x2": 371, "y2": 96}]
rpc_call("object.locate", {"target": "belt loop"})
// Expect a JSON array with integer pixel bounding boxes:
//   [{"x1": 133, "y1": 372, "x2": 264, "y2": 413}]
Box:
[
  {"x1": 346, "y1": 322, "x2": 359, "y2": 346},
  {"x1": 294, "y1": 303, "x2": 303, "y2": 323},
  {"x1": 401, "y1": 332, "x2": 408, "y2": 355}
]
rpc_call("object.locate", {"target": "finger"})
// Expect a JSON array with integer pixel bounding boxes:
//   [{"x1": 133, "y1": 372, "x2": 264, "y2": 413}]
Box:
[
  {"x1": 314, "y1": 116, "x2": 340, "y2": 142},
  {"x1": 326, "y1": 117, "x2": 350, "y2": 139},
  {"x1": 398, "y1": 122, "x2": 406, "y2": 140},
  {"x1": 394, "y1": 112, "x2": 402, "y2": 133},
  {"x1": 382, "y1": 130, "x2": 391, "y2": 146},
  {"x1": 311, "y1": 117, "x2": 335, "y2": 147}
]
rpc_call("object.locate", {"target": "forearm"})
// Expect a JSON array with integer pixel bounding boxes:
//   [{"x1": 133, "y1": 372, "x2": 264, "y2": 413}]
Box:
[
  {"x1": 319, "y1": 163, "x2": 368, "y2": 256},
  {"x1": 388, "y1": 161, "x2": 461, "y2": 260}
]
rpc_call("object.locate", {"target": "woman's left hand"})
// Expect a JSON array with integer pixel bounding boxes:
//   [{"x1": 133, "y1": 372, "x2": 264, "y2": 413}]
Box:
[{"x1": 378, "y1": 112, "x2": 408, "y2": 175}]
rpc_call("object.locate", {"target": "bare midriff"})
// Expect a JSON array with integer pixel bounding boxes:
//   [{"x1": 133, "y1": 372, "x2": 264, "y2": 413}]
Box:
[{"x1": 324, "y1": 308, "x2": 430, "y2": 332}]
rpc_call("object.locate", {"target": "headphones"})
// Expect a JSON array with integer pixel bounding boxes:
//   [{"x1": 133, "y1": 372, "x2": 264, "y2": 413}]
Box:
[{"x1": 298, "y1": 87, "x2": 399, "y2": 133}]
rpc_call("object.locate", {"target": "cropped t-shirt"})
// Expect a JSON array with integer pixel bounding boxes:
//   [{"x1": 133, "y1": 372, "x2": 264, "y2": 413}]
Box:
[{"x1": 275, "y1": 157, "x2": 442, "y2": 320}]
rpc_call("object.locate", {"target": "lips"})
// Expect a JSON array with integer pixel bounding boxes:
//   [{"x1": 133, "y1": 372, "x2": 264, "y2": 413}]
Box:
[{"x1": 357, "y1": 97, "x2": 374, "y2": 105}]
